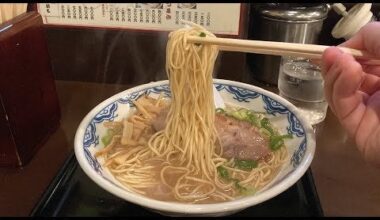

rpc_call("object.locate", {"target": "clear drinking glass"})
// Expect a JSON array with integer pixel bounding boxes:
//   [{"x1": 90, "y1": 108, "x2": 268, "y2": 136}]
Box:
[{"x1": 278, "y1": 56, "x2": 328, "y2": 125}]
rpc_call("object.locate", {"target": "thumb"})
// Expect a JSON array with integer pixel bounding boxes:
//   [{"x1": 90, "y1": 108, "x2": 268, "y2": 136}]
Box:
[{"x1": 340, "y1": 22, "x2": 380, "y2": 57}]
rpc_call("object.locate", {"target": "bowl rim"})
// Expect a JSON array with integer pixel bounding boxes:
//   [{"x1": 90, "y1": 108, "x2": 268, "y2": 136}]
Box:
[{"x1": 74, "y1": 79, "x2": 316, "y2": 214}]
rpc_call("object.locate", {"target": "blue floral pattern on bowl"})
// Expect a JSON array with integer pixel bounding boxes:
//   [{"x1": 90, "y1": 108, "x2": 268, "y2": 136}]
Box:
[{"x1": 74, "y1": 79, "x2": 316, "y2": 216}]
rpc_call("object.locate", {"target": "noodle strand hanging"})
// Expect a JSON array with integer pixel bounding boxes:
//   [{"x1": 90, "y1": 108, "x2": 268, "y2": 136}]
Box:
[{"x1": 96, "y1": 21, "x2": 289, "y2": 203}]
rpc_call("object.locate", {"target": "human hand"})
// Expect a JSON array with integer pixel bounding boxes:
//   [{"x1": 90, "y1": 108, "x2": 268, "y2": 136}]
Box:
[{"x1": 321, "y1": 22, "x2": 380, "y2": 167}]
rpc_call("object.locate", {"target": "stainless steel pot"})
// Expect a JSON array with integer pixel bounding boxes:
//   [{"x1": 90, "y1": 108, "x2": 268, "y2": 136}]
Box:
[{"x1": 248, "y1": 4, "x2": 329, "y2": 85}]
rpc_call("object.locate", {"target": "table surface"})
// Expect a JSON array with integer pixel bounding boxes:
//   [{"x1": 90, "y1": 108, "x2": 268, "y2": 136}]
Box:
[{"x1": 1, "y1": 80, "x2": 380, "y2": 217}]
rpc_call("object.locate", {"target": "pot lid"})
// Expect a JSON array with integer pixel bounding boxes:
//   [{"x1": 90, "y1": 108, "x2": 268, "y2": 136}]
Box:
[{"x1": 258, "y1": 4, "x2": 329, "y2": 21}]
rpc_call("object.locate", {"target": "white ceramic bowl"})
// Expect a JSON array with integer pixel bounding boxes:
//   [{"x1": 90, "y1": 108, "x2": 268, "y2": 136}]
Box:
[{"x1": 74, "y1": 79, "x2": 315, "y2": 217}]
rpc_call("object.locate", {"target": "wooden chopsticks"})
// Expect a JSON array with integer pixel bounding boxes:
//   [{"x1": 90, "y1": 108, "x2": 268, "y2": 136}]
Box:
[{"x1": 187, "y1": 36, "x2": 380, "y2": 66}]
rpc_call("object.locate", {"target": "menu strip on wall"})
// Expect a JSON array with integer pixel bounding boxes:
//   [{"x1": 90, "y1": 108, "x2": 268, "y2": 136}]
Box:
[{"x1": 37, "y1": 3, "x2": 242, "y2": 35}]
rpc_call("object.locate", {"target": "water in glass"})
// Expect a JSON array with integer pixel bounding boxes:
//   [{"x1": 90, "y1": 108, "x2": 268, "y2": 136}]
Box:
[{"x1": 278, "y1": 57, "x2": 328, "y2": 125}]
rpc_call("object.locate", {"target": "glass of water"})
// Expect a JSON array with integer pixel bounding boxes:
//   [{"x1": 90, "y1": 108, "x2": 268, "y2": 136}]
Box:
[{"x1": 278, "y1": 56, "x2": 328, "y2": 125}]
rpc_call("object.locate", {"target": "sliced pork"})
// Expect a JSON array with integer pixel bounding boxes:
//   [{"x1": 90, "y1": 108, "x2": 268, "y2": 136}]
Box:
[
  {"x1": 214, "y1": 114, "x2": 270, "y2": 161},
  {"x1": 151, "y1": 108, "x2": 271, "y2": 161}
]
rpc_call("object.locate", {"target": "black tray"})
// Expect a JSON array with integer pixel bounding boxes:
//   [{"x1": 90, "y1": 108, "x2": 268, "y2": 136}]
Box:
[{"x1": 30, "y1": 152, "x2": 324, "y2": 217}]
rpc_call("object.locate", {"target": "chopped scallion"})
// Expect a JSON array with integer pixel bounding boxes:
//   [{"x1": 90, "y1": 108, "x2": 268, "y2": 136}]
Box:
[
  {"x1": 234, "y1": 159, "x2": 258, "y2": 171},
  {"x1": 101, "y1": 129, "x2": 115, "y2": 146}
]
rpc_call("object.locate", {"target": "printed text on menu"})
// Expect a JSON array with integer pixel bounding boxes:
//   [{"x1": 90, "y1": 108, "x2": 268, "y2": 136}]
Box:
[{"x1": 37, "y1": 3, "x2": 241, "y2": 35}]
